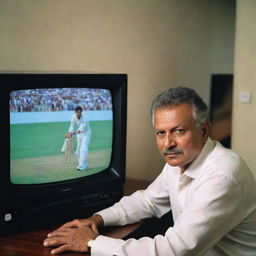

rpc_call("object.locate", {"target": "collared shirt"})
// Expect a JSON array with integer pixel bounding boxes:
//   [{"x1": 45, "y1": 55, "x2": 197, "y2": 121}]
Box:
[{"x1": 93, "y1": 138, "x2": 256, "y2": 256}]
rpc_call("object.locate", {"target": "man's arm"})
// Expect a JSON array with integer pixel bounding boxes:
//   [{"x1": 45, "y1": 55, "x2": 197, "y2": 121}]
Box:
[
  {"x1": 43, "y1": 166, "x2": 171, "y2": 255},
  {"x1": 97, "y1": 165, "x2": 171, "y2": 227},
  {"x1": 91, "y1": 174, "x2": 245, "y2": 256},
  {"x1": 68, "y1": 115, "x2": 76, "y2": 133},
  {"x1": 77, "y1": 119, "x2": 91, "y2": 137}
]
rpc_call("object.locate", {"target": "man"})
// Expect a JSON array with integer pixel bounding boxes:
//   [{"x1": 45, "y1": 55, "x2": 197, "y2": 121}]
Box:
[
  {"x1": 61, "y1": 106, "x2": 91, "y2": 171},
  {"x1": 44, "y1": 87, "x2": 256, "y2": 255}
]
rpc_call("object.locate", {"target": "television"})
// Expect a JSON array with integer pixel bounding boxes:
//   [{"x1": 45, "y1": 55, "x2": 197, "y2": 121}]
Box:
[{"x1": 0, "y1": 73, "x2": 127, "y2": 234}]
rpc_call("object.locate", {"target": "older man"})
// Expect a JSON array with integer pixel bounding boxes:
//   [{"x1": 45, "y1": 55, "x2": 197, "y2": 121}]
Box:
[{"x1": 44, "y1": 87, "x2": 256, "y2": 256}]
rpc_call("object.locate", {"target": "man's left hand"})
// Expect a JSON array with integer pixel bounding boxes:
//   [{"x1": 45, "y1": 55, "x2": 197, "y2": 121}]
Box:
[{"x1": 43, "y1": 226, "x2": 98, "y2": 254}]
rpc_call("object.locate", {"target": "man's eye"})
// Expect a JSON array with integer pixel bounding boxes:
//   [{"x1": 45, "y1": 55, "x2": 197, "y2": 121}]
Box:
[
  {"x1": 156, "y1": 131, "x2": 165, "y2": 136},
  {"x1": 173, "y1": 129, "x2": 185, "y2": 135}
]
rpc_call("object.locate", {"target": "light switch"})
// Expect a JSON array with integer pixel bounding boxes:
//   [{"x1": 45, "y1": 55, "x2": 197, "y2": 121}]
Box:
[{"x1": 239, "y1": 91, "x2": 251, "y2": 103}]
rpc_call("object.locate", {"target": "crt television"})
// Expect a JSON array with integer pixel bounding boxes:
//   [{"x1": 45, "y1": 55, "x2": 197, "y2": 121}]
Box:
[{"x1": 0, "y1": 73, "x2": 127, "y2": 233}]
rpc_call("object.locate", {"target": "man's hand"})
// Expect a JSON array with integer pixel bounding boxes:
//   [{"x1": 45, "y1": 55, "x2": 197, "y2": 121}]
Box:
[
  {"x1": 44, "y1": 226, "x2": 98, "y2": 254},
  {"x1": 64, "y1": 132, "x2": 72, "y2": 138},
  {"x1": 58, "y1": 215, "x2": 104, "y2": 234},
  {"x1": 43, "y1": 215, "x2": 104, "y2": 254}
]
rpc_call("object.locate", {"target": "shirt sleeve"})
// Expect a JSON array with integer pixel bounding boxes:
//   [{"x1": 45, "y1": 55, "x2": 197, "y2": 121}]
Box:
[
  {"x1": 77, "y1": 121, "x2": 85, "y2": 132},
  {"x1": 68, "y1": 115, "x2": 75, "y2": 133},
  {"x1": 92, "y1": 174, "x2": 245, "y2": 256},
  {"x1": 77, "y1": 116, "x2": 91, "y2": 135},
  {"x1": 96, "y1": 165, "x2": 171, "y2": 226}
]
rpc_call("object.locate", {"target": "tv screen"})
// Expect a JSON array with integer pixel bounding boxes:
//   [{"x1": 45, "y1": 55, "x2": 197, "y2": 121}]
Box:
[
  {"x1": 10, "y1": 88, "x2": 113, "y2": 184},
  {"x1": 0, "y1": 74, "x2": 127, "y2": 233}
]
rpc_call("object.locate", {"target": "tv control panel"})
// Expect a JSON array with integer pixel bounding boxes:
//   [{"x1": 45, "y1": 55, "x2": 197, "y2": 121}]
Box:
[{"x1": 0, "y1": 186, "x2": 123, "y2": 234}]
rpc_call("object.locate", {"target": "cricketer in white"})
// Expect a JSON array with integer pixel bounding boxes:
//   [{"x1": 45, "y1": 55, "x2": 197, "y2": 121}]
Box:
[
  {"x1": 62, "y1": 106, "x2": 91, "y2": 171},
  {"x1": 44, "y1": 87, "x2": 256, "y2": 256}
]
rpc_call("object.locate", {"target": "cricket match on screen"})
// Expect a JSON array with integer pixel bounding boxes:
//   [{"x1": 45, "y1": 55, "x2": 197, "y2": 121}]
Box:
[{"x1": 9, "y1": 88, "x2": 113, "y2": 185}]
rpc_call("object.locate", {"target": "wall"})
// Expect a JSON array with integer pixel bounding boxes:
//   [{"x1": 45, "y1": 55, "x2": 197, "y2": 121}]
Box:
[
  {"x1": 232, "y1": 0, "x2": 256, "y2": 176},
  {"x1": 0, "y1": 0, "x2": 235, "y2": 181},
  {"x1": 10, "y1": 111, "x2": 112, "y2": 124}
]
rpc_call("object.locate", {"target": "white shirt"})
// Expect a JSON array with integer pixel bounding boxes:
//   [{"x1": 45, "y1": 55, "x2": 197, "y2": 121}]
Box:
[
  {"x1": 93, "y1": 138, "x2": 256, "y2": 256},
  {"x1": 68, "y1": 113, "x2": 91, "y2": 137}
]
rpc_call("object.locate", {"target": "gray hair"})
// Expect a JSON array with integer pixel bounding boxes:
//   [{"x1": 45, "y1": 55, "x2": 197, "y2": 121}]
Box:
[{"x1": 151, "y1": 87, "x2": 209, "y2": 127}]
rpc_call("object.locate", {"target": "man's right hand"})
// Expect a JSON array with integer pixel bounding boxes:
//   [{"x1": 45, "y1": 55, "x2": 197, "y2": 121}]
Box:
[
  {"x1": 64, "y1": 132, "x2": 73, "y2": 138},
  {"x1": 57, "y1": 214, "x2": 104, "y2": 235}
]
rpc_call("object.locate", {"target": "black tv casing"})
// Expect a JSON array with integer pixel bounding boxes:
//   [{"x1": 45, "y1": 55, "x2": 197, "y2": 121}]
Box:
[{"x1": 0, "y1": 73, "x2": 127, "y2": 234}]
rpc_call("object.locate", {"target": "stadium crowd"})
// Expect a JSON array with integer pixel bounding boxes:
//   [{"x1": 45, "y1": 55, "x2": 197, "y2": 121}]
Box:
[{"x1": 10, "y1": 88, "x2": 112, "y2": 112}]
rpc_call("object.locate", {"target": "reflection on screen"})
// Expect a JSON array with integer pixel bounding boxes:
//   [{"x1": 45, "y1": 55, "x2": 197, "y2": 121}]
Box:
[{"x1": 9, "y1": 88, "x2": 113, "y2": 185}]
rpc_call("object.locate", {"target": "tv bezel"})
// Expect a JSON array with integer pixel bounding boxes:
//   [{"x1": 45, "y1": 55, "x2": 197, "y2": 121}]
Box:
[{"x1": 0, "y1": 73, "x2": 127, "y2": 232}]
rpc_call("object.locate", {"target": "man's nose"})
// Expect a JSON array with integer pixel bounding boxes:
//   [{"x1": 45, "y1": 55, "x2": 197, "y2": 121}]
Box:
[{"x1": 164, "y1": 133, "x2": 176, "y2": 149}]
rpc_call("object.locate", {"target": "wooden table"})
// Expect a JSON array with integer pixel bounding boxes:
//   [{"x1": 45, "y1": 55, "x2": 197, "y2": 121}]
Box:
[
  {"x1": 0, "y1": 179, "x2": 151, "y2": 256},
  {"x1": 0, "y1": 222, "x2": 143, "y2": 256}
]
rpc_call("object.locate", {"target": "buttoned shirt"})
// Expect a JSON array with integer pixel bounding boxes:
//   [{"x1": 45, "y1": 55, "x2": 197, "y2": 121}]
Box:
[{"x1": 93, "y1": 138, "x2": 256, "y2": 256}]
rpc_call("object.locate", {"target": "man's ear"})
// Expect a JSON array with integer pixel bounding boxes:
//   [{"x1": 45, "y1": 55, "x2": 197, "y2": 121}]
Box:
[{"x1": 202, "y1": 120, "x2": 211, "y2": 143}]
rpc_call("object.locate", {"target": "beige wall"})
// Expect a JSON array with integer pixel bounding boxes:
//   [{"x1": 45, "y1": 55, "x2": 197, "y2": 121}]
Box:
[
  {"x1": 232, "y1": 0, "x2": 256, "y2": 176},
  {"x1": 0, "y1": 0, "x2": 235, "y2": 181}
]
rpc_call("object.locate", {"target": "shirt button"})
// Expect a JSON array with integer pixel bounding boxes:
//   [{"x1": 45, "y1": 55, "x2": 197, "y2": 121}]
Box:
[{"x1": 179, "y1": 209, "x2": 183, "y2": 214}]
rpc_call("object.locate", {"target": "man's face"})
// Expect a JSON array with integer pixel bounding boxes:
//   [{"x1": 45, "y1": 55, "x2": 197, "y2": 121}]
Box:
[
  {"x1": 76, "y1": 110, "x2": 82, "y2": 119},
  {"x1": 154, "y1": 103, "x2": 209, "y2": 173}
]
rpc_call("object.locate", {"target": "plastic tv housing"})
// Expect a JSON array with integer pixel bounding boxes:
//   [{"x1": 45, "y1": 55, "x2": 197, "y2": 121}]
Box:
[{"x1": 0, "y1": 73, "x2": 127, "y2": 234}]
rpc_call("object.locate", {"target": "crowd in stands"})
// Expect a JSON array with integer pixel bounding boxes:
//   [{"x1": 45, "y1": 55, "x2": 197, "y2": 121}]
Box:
[{"x1": 10, "y1": 88, "x2": 112, "y2": 112}]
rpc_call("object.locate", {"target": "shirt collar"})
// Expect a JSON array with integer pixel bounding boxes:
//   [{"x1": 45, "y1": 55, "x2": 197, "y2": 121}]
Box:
[{"x1": 182, "y1": 137, "x2": 215, "y2": 179}]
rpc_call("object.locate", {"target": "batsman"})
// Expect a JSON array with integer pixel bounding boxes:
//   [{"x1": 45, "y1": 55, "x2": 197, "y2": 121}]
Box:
[{"x1": 61, "y1": 106, "x2": 92, "y2": 171}]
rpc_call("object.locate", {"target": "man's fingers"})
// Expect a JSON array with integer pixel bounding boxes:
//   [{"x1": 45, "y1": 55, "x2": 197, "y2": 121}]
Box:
[
  {"x1": 51, "y1": 244, "x2": 69, "y2": 255},
  {"x1": 44, "y1": 238, "x2": 64, "y2": 247},
  {"x1": 44, "y1": 226, "x2": 96, "y2": 254},
  {"x1": 58, "y1": 220, "x2": 78, "y2": 230},
  {"x1": 58, "y1": 222, "x2": 72, "y2": 230},
  {"x1": 47, "y1": 228, "x2": 71, "y2": 239}
]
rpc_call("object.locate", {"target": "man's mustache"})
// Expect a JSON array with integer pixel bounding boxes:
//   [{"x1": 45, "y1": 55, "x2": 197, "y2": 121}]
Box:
[{"x1": 163, "y1": 147, "x2": 182, "y2": 155}]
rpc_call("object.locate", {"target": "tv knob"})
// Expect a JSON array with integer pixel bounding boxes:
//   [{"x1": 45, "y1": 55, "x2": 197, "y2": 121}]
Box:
[{"x1": 4, "y1": 213, "x2": 12, "y2": 222}]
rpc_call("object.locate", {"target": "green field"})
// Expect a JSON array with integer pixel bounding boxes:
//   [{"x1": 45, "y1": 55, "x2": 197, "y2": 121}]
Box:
[{"x1": 10, "y1": 120, "x2": 113, "y2": 184}]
